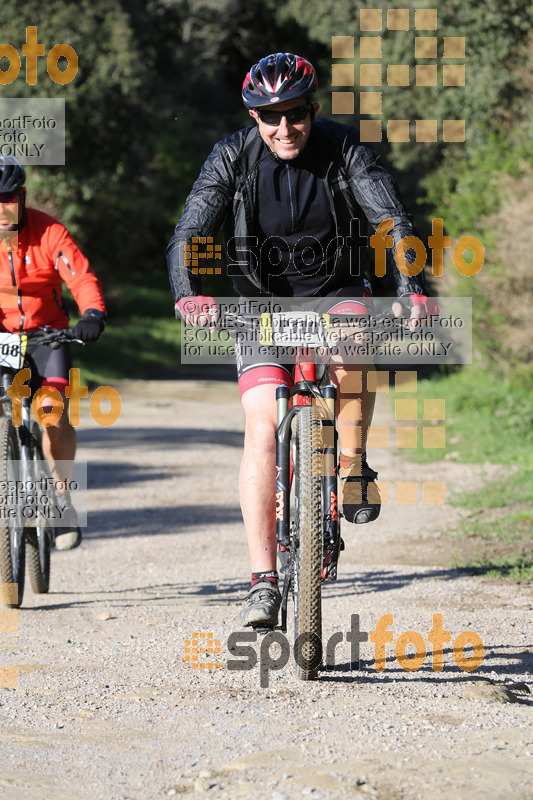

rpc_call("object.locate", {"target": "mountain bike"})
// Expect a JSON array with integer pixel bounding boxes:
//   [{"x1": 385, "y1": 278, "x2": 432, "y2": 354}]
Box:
[
  {"x1": 0, "y1": 327, "x2": 81, "y2": 608},
  {"x1": 217, "y1": 306, "x2": 395, "y2": 680}
]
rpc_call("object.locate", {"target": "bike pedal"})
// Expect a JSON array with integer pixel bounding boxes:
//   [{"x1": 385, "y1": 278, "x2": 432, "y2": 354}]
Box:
[{"x1": 252, "y1": 625, "x2": 275, "y2": 636}]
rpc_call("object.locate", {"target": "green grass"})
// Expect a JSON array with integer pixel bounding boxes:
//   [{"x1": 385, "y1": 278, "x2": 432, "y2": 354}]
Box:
[
  {"x1": 450, "y1": 552, "x2": 533, "y2": 582},
  {"x1": 67, "y1": 281, "x2": 182, "y2": 386},
  {"x1": 392, "y1": 367, "x2": 533, "y2": 581},
  {"x1": 453, "y1": 469, "x2": 533, "y2": 512},
  {"x1": 393, "y1": 367, "x2": 533, "y2": 468}
]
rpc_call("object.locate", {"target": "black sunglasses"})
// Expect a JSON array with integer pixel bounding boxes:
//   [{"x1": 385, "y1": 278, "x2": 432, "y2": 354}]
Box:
[
  {"x1": 256, "y1": 104, "x2": 312, "y2": 126},
  {"x1": 0, "y1": 192, "x2": 19, "y2": 204}
]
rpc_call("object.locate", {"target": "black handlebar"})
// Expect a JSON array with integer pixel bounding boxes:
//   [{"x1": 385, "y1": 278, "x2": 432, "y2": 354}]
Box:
[{"x1": 25, "y1": 328, "x2": 84, "y2": 349}]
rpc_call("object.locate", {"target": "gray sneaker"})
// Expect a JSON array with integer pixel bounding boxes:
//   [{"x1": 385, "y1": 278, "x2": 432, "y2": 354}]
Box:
[
  {"x1": 55, "y1": 495, "x2": 82, "y2": 551},
  {"x1": 239, "y1": 580, "x2": 281, "y2": 628}
]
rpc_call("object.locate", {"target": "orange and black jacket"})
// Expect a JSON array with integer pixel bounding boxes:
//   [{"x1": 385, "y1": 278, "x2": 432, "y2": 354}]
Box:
[{"x1": 0, "y1": 207, "x2": 106, "y2": 332}]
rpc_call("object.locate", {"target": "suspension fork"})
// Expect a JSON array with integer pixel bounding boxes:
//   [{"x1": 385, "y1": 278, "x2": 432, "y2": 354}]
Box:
[
  {"x1": 19, "y1": 396, "x2": 37, "y2": 524},
  {"x1": 275, "y1": 384, "x2": 297, "y2": 550},
  {"x1": 321, "y1": 385, "x2": 338, "y2": 546},
  {"x1": 294, "y1": 354, "x2": 339, "y2": 551},
  {"x1": 19, "y1": 398, "x2": 32, "y2": 459}
]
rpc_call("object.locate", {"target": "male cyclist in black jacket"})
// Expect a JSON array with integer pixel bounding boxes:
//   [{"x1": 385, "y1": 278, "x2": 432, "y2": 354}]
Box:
[{"x1": 167, "y1": 53, "x2": 431, "y2": 629}]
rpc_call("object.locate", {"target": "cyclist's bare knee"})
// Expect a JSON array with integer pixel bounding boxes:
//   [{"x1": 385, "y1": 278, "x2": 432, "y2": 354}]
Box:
[{"x1": 242, "y1": 384, "x2": 278, "y2": 455}]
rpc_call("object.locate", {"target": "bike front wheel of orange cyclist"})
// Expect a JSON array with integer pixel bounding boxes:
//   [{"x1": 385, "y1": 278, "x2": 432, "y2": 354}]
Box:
[
  {"x1": 293, "y1": 404, "x2": 323, "y2": 680},
  {"x1": 26, "y1": 424, "x2": 51, "y2": 595},
  {"x1": 0, "y1": 416, "x2": 25, "y2": 608}
]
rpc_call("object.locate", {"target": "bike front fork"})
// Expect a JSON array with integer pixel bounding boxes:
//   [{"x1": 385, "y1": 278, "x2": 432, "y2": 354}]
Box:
[{"x1": 274, "y1": 384, "x2": 341, "y2": 633}]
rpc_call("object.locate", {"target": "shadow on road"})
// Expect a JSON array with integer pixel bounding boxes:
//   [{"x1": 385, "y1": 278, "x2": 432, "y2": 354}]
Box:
[
  {"x1": 325, "y1": 644, "x2": 533, "y2": 684},
  {"x1": 87, "y1": 462, "x2": 177, "y2": 488},
  {"x1": 85, "y1": 504, "x2": 243, "y2": 538},
  {"x1": 31, "y1": 576, "x2": 249, "y2": 611},
  {"x1": 321, "y1": 567, "x2": 463, "y2": 596},
  {"x1": 78, "y1": 427, "x2": 244, "y2": 449}
]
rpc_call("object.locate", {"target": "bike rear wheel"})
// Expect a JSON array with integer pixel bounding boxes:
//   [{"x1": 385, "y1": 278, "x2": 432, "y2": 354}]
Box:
[
  {"x1": 26, "y1": 424, "x2": 51, "y2": 594},
  {"x1": 0, "y1": 417, "x2": 25, "y2": 608},
  {"x1": 293, "y1": 404, "x2": 323, "y2": 680}
]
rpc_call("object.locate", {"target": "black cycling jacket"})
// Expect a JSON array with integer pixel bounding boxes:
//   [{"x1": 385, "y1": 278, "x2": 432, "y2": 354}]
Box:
[{"x1": 167, "y1": 119, "x2": 425, "y2": 302}]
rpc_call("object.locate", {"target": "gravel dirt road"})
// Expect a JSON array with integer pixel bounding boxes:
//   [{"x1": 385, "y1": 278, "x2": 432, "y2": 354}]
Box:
[{"x1": 1, "y1": 378, "x2": 531, "y2": 800}]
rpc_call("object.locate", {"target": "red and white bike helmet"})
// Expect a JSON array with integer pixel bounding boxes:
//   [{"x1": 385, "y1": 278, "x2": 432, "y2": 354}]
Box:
[{"x1": 242, "y1": 52, "x2": 317, "y2": 108}]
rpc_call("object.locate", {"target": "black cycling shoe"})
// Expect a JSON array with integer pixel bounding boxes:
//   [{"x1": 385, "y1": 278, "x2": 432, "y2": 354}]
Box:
[
  {"x1": 340, "y1": 455, "x2": 381, "y2": 524},
  {"x1": 239, "y1": 580, "x2": 281, "y2": 629}
]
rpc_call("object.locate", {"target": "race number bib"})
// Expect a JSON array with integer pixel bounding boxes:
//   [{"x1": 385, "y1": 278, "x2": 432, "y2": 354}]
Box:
[
  {"x1": 264, "y1": 312, "x2": 330, "y2": 348},
  {"x1": 0, "y1": 332, "x2": 27, "y2": 369}
]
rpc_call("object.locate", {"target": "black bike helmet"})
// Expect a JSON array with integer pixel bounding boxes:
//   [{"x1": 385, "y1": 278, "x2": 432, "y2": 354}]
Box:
[
  {"x1": 242, "y1": 52, "x2": 317, "y2": 108},
  {"x1": 0, "y1": 155, "x2": 26, "y2": 192}
]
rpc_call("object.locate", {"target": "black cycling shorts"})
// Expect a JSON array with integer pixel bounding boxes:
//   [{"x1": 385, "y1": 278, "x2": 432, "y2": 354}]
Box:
[{"x1": 24, "y1": 342, "x2": 72, "y2": 397}]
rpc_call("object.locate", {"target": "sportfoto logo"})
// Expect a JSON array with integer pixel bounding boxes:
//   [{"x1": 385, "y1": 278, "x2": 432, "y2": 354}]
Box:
[
  {"x1": 0, "y1": 26, "x2": 78, "y2": 86},
  {"x1": 0, "y1": 475, "x2": 80, "y2": 525},
  {"x1": 332, "y1": 8, "x2": 467, "y2": 144},
  {"x1": 184, "y1": 218, "x2": 484, "y2": 280},
  {"x1": 3, "y1": 368, "x2": 121, "y2": 427},
  {"x1": 186, "y1": 613, "x2": 484, "y2": 687}
]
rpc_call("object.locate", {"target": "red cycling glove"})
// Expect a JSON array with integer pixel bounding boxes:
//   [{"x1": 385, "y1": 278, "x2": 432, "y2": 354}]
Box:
[
  {"x1": 175, "y1": 295, "x2": 218, "y2": 327},
  {"x1": 392, "y1": 294, "x2": 439, "y2": 330},
  {"x1": 408, "y1": 294, "x2": 439, "y2": 316}
]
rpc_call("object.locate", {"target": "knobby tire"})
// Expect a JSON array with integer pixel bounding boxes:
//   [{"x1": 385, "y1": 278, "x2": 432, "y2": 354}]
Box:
[
  {"x1": 0, "y1": 417, "x2": 25, "y2": 608},
  {"x1": 26, "y1": 424, "x2": 51, "y2": 594},
  {"x1": 293, "y1": 405, "x2": 323, "y2": 680}
]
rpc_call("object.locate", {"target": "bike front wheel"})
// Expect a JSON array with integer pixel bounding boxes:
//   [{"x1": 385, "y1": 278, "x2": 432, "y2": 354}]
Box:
[
  {"x1": 293, "y1": 404, "x2": 323, "y2": 680},
  {"x1": 0, "y1": 417, "x2": 25, "y2": 608},
  {"x1": 26, "y1": 424, "x2": 51, "y2": 594}
]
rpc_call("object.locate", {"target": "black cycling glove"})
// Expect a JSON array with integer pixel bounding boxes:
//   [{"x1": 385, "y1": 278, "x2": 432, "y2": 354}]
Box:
[{"x1": 73, "y1": 310, "x2": 106, "y2": 342}]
